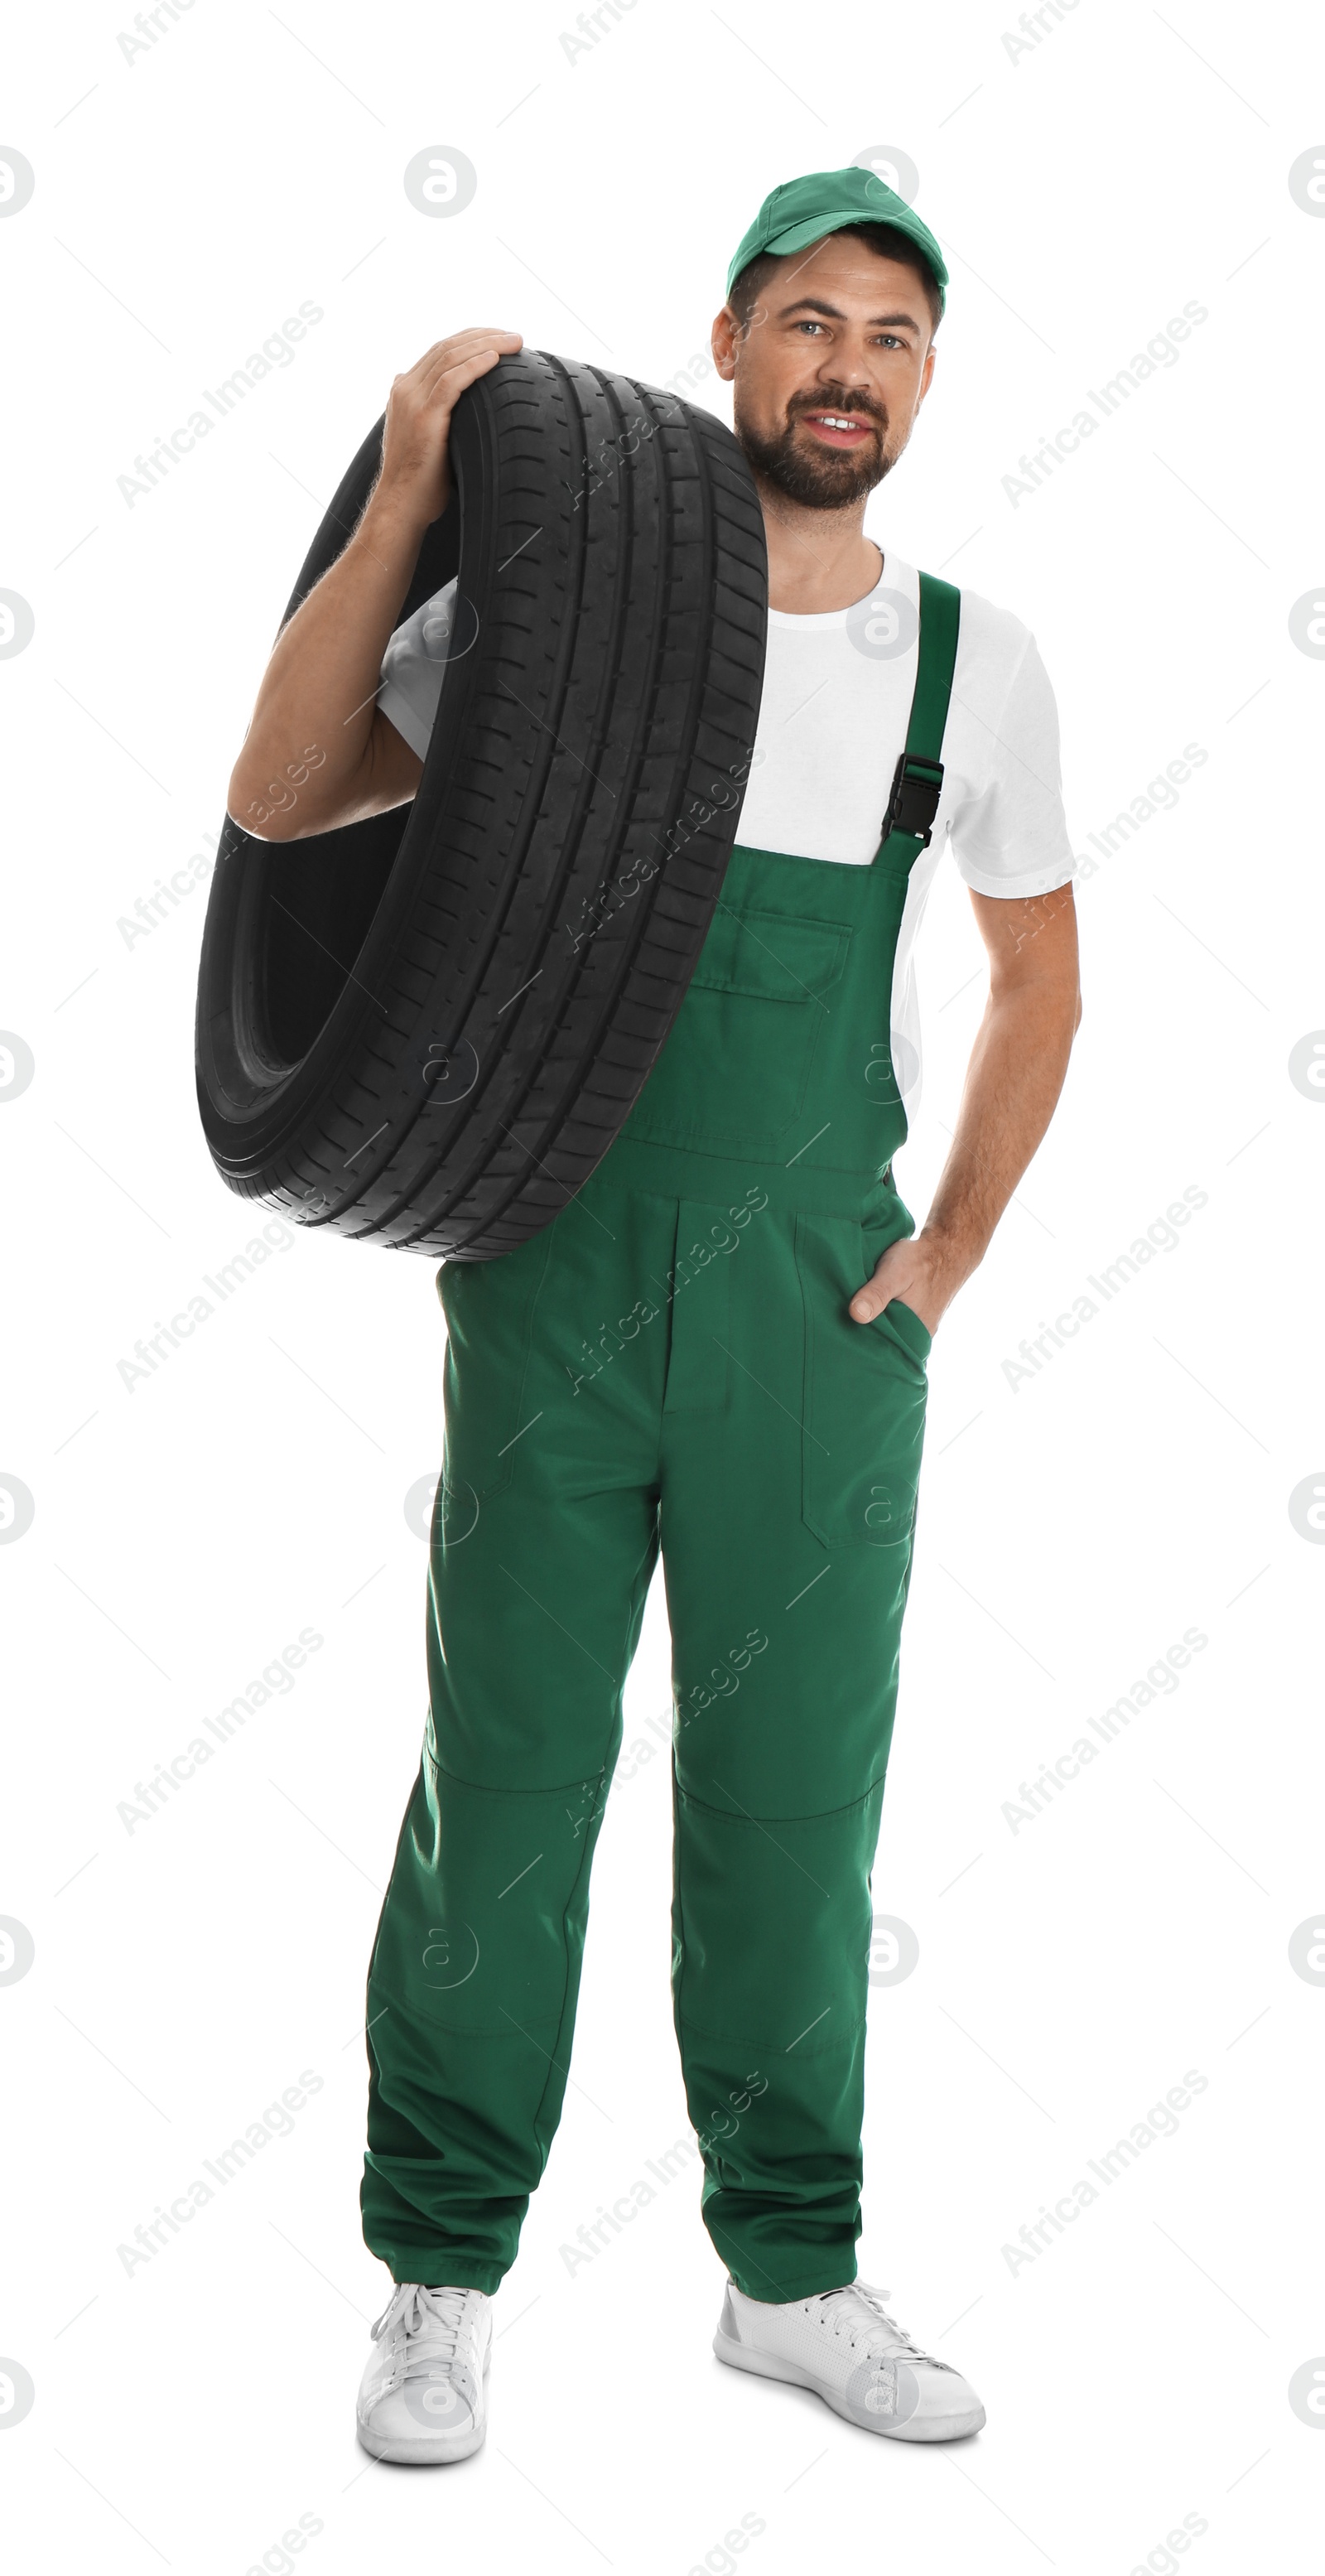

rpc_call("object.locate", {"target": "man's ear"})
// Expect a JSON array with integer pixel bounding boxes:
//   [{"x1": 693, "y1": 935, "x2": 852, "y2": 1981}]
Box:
[{"x1": 711, "y1": 305, "x2": 740, "y2": 384}]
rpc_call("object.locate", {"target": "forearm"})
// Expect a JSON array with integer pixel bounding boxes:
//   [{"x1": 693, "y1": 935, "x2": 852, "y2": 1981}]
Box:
[
  {"x1": 918, "y1": 971, "x2": 1078, "y2": 1300},
  {"x1": 227, "y1": 481, "x2": 430, "y2": 839},
  {"x1": 850, "y1": 882, "x2": 1080, "y2": 1333}
]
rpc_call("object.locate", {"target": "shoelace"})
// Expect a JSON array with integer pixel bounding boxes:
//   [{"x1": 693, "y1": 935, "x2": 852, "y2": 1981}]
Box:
[
  {"x1": 369, "y1": 2283, "x2": 476, "y2": 2389},
  {"x1": 813, "y1": 2280, "x2": 946, "y2": 2368}
]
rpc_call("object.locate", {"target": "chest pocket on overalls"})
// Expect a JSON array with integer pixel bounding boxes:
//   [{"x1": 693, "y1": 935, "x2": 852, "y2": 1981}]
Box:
[{"x1": 624, "y1": 907, "x2": 855, "y2": 1147}]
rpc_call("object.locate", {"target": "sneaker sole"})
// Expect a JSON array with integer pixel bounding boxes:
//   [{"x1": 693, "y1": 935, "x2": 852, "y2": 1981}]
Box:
[
  {"x1": 355, "y1": 2351, "x2": 491, "y2": 2466},
  {"x1": 712, "y1": 2328, "x2": 985, "y2": 2443}
]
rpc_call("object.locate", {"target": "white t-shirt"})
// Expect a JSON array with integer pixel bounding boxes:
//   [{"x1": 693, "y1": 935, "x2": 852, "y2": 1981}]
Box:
[{"x1": 377, "y1": 552, "x2": 1074, "y2": 1121}]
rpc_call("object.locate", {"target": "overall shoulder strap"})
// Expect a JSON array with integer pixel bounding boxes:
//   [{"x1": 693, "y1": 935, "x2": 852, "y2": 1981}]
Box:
[{"x1": 877, "y1": 571, "x2": 961, "y2": 859}]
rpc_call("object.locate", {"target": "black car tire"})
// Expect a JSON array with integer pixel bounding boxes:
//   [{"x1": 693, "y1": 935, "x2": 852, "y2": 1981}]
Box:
[{"x1": 194, "y1": 346, "x2": 767, "y2": 1259}]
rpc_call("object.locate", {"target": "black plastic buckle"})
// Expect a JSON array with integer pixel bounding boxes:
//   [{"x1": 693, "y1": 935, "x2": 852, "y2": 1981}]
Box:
[{"x1": 881, "y1": 752, "x2": 945, "y2": 847}]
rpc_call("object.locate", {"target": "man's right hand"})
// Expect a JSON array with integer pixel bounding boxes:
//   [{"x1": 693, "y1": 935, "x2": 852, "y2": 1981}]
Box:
[
  {"x1": 377, "y1": 327, "x2": 524, "y2": 526},
  {"x1": 226, "y1": 326, "x2": 524, "y2": 842}
]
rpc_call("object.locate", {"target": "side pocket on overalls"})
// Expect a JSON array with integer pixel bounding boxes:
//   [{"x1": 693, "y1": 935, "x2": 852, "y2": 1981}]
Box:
[
  {"x1": 793, "y1": 1213, "x2": 929, "y2": 1551},
  {"x1": 436, "y1": 1226, "x2": 556, "y2": 1504}
]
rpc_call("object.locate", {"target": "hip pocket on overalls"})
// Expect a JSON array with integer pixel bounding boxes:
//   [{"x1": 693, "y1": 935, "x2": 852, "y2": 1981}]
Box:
[
  {"x1": 794, "y1": 1213, "x2": 929, "y2": 1551},
  {"x1": 624, "y1": 909, "x2": 853, "y2": 1146},
  {"x1": 436, "y1": 1227, "x2": 554, "y2": 1505}
]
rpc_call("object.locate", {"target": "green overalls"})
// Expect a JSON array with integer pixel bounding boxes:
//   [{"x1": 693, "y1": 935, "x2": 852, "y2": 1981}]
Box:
[{"x1": 362, "y1": 575, "x2": 961, "y2": 2303}]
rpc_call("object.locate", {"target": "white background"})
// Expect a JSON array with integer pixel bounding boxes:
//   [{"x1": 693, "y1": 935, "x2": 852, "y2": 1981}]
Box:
[{"x1": 2, "y1": 3, "x2": 1323, "y2": 2570}]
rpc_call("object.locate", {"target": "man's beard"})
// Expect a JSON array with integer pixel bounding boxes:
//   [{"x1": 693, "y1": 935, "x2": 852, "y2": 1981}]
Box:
[{"x1": 735, "y1": 387, "x2": 894, "y2": 509}]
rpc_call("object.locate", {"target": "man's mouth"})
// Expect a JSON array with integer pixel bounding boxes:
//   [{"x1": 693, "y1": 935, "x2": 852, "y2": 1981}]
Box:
[{"x1": 797, "y1": 408, "x2": 879, "y2": 449}]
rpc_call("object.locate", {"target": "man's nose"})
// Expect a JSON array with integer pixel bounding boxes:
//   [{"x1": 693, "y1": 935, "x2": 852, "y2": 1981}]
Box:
[{"x1": 815, "y1": 351, "x2": 875, "y2": 390}]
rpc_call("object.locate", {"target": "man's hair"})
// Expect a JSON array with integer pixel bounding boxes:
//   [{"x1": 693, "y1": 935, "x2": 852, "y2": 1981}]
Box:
[{"x1": 728, "y1": 221, "x2": 942, "y2": 339}]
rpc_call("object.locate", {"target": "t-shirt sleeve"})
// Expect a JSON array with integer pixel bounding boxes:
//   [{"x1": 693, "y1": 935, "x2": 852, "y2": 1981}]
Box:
[
  {"x1": 947, "y1": 632, "x2": 1076, "y2": 900},
  {"x1": 375, "y1": 576, "x2": 459, "y2": 762}
]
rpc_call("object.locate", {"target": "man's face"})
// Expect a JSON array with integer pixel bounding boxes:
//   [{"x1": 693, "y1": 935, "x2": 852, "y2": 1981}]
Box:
[{"x1": 714, "y1": 234, "x2": 937, "y2": 509}]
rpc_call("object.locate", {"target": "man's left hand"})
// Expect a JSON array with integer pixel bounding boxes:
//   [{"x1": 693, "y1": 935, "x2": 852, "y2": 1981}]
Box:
[{"x1": 849, "y1": 1232, "x2": 959, "y2": 1336}]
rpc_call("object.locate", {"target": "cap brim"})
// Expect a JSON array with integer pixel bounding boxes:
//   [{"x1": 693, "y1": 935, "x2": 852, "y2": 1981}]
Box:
[{"x1": 733, "y1": 209, "x2": 946, "y2": 308}]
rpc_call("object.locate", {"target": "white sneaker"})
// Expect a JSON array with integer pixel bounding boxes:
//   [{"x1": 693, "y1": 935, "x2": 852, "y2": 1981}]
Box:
[
  {"x1": 355, "y1": 2282, "x2": 493, "y2": 2464},
  {"x1": 714, "y1": 2277, "x2": 985, "y2": 2441}
]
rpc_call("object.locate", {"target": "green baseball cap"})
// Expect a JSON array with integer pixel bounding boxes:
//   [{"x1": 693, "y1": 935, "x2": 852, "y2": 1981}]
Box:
[{"x1": 726, "y1": 164, "x2": 948, "y2": 318}]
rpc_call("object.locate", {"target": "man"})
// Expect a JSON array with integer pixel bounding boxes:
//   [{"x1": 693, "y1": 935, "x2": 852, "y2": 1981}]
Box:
[{"x1": 228, "y1": 166, "x2": 1080, "y2": 2462}]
